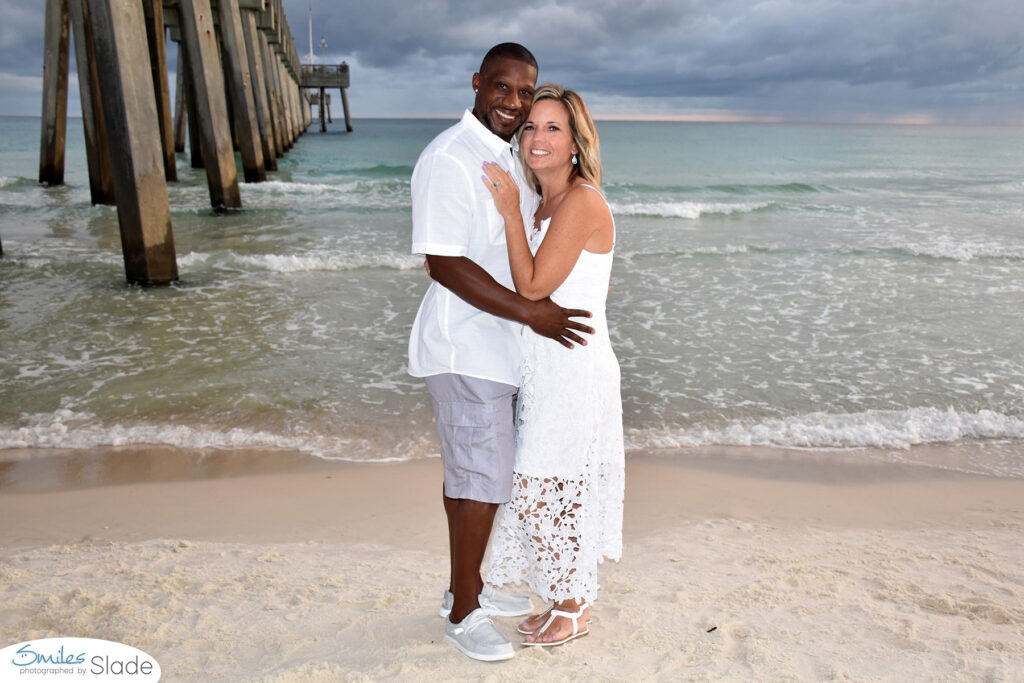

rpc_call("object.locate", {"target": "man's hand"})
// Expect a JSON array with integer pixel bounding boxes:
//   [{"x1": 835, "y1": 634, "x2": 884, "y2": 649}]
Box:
[
  {"x1": 425, "y1": 255, "x2": 593, "y2": 349},
  {"x1": 526, "y1": 297, "x2": 594, "y2": 349}
]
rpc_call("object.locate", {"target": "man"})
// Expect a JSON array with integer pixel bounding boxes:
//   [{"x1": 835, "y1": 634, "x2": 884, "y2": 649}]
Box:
[{"x1": 408, "y1": 43, "x2": 593, "y2": 661}]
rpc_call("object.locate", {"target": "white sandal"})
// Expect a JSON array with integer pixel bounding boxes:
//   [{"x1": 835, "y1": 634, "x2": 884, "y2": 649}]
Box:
[
  {"x1": 521, "y1": 602, "x2": 589, "y2": 647},
  {"x1": 516, "y1": 605, "x2": 553, "y2": 635}
]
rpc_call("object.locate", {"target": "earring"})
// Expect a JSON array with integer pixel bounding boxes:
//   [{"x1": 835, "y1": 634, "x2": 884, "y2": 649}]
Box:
[{"x1": 572, "y1": 154, "x2": 578, "y2": 165}]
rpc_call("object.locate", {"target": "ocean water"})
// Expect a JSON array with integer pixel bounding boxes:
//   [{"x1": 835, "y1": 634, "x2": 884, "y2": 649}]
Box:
[{"x1": 2, "y1": 116, "x2": 1023, "y2": 477}]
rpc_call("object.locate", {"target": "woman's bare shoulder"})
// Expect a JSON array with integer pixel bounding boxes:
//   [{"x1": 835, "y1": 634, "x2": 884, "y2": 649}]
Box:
[{"x1": 556, "y1": 183, "x2": 610, "y2": 220}]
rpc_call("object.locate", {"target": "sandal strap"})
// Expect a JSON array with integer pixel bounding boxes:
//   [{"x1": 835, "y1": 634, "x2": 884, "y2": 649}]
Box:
[
  {"x1": 551, "y1": 601, "x2": 587, "y2": 618},
  {"x1": 535, "y1": 602, "x2": 588, "y2": 638}
]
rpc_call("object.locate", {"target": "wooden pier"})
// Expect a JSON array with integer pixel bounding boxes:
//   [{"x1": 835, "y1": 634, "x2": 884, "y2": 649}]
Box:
[
  {"x1": 301, "y1": 63, "x2": 353, "y2": 133},
  {"x1": 34, "y1": 0, "x2": 319, "y2": 285}
]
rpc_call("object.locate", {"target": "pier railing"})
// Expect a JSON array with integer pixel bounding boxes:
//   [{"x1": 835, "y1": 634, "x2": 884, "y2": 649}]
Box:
[{"x1": 300, "y1": 63, "x2": 350, "y2": 87}]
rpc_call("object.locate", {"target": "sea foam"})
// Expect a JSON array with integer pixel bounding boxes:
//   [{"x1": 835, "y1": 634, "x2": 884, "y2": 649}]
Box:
[
  {"x1": 240, "y1": 178, "x2": 410, "y2": 210},
  {"x1": 0, "y1": 409, "x2": 415, "y2": 463},
  {"x1": 6, "y1": 407, "x2": 1021, "y2": 472},
  {"x1": 626, "y1": 407, "x2": 1024, "y2": 451},
  {"x1": 893, "y1": 241, "x2": 1024, "y2": 263},
  {"x1": 610, "y1": 200, "x2": 774, "y2": 219},
  {"x1": 177, "y1": 250, "x2": 423, "y2": 272}
]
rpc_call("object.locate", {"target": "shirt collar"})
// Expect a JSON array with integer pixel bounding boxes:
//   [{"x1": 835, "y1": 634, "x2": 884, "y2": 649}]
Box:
[{"x1": 461, "y1": 109, "x2": 514, "y2": 159}]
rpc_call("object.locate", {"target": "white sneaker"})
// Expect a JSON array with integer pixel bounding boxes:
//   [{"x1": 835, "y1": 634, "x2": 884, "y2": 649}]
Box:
[
  {"x1": 439, "y1": 585, "x2": 533, "y2": 618},
  {"x1": 444, "y1": 608, "x2": 514, "y2": 662}
]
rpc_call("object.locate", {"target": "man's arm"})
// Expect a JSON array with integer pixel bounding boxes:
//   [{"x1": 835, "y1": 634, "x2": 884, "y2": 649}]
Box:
[{"x1": 426, "y1": 254, "x2": 594, "y2": 349}]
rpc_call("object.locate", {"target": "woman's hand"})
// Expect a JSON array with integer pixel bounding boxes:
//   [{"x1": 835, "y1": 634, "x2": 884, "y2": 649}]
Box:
[{"x1": 481, "y1": 162, "x2": 520, "y2": 220}]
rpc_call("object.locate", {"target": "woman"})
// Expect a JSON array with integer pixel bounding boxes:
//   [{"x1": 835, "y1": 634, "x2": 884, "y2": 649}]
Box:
[{"x1": 481, "y1": 84, "x2": 624, "y2": 647}]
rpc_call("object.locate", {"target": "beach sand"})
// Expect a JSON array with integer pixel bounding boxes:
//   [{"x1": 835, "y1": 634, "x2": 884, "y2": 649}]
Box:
[{"x1": 1, "y1": 446, "x2": 1023, "y2": 681}]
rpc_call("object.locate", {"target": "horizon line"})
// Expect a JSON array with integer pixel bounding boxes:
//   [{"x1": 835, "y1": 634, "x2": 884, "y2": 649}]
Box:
[{"x1": 1, "y1": 113, "x2": 1019, "y2": 127}]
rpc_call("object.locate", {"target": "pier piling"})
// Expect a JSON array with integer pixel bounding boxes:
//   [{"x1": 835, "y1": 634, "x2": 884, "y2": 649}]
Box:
[
  {"x1": 142, "y1": 0, "x2": 177, "y2": 182},
  {"x1": 88, "y1": 0, "x2": 177, "y2": 285},
  {"x1": 180, "y1": 48, "x2": 205, "y2": 169},
  {"x1": 218, "y1": 0, "x2": 265, "y2": 182},
  {"x1": 256, "y1": 26, "x2": 282, "y2": 158},
  {"x1": 341, "y1": 86, "x2": 353, "y2": 132},
  {"x1": 241, "y1": 7, "x2": 276, "y2": 171},
  {"x1": 277, "y1": 62, "x2": 294, "y2": 150},
  {"x1": 318, "y1": 88, "x2": 326, "y2": 132},
  {"x1": 173, "y1": 44, "x2": 187, "y2": 153},
  {"x1": 39, "y1": 0, "x2": 70, "y2": 186},
  {"x1": 178, "y1": 0, "x2": 241, "y2": 208},
  {"x1": 69, "y1": 0, "x2": 116, "y2": 205}
]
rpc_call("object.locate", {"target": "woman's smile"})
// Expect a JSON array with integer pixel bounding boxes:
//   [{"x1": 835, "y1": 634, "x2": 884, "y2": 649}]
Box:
[{"x1": 522, "y1": 99, "x2": 576, "y2": 172}]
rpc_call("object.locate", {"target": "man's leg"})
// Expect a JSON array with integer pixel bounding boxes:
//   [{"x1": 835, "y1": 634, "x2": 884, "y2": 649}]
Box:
[
  {"x1": 443, "y1": 490, "x2": 491, "y2": 603},
  {"x1": 449, "y1": 497, "x2": 499, "y2": 623},
  {"x1": 425, "y1": 374, "x2": 518, "y2": 616},
  {"x1": 444, "y1": 488, "x2": 457, "y2": 594}
]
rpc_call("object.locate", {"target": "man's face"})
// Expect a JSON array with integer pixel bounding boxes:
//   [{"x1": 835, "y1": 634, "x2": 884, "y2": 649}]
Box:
[{"x1": 472, "y1": 57, "x2": 537, "y2": 142}]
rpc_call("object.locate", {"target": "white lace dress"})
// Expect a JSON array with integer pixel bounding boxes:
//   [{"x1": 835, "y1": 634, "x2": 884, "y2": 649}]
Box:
[{"x1": 487, "y1": 185, "x2": 625, "y2": 605}]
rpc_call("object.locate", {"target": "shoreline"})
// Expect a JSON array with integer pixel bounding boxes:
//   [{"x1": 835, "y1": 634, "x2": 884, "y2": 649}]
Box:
[
  {"x1": 2, "y1": 446, "x2": 1023, "y2": 679},
  {"x1": 3, "y1": 444, "x2": 1024, "y2": 547},
  {"x1": 2, "y1": 439, "x2": 1022, "y2": 491}
]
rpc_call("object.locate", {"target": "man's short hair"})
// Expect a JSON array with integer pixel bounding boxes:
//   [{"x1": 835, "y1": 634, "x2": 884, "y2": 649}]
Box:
[{"x1": 479, "y1": 43, "x2": 538, "y2": 73}]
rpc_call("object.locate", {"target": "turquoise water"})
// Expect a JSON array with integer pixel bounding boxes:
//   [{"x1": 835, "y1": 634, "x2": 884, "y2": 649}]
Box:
[{"x1": 2, "y1": 116, "x2": 1023, "y2": 476}]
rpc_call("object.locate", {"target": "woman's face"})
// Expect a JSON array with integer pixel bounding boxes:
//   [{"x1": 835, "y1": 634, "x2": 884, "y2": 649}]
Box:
[{"x1": 520, "y1": 99, "x2": 577, "y2": 175}]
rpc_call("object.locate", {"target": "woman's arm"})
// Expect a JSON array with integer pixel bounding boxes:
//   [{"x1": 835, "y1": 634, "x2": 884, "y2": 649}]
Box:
[
  {"x1": 481, "y1": 163, "x2": 537, "y2": 297},
  {"x1": 483, "y1": 164, "x2": 609, "y2": 300}
]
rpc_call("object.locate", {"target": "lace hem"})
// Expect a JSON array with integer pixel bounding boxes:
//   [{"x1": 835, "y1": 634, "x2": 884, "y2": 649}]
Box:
[{"x1": 487, "y1": 457, "x2": 623, "y2": 604}]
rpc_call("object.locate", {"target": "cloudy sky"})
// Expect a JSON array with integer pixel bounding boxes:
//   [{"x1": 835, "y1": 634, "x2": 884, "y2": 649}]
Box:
[{"x1": 2, "y1": 0, "x2": 1022, "y2": 124}]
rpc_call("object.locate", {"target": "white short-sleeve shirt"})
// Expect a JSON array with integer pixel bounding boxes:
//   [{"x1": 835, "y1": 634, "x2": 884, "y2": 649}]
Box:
[{"x1": 408, "y1": 110, "x2": 539, "y2": 386}]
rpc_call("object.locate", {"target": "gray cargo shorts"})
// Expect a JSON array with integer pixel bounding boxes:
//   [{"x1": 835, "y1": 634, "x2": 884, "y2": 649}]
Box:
[{"x1": 424, "y1": 373, "x2": 517, "y2": 504}]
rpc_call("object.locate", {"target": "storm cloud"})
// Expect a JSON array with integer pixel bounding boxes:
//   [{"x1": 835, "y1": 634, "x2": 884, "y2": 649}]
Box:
[{"x1": 1, "y1": 0, "x2": 1021, "y2": 123}]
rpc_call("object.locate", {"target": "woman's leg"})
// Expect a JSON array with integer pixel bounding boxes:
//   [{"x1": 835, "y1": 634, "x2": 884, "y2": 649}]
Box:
[{"x1": 514, "y1": 472, "x2": 590, "y2": 638}]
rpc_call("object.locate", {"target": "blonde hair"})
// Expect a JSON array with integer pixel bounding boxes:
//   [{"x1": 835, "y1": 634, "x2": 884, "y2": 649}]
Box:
[{"x1": 518, "y1": 83, "x2": 602, "y2": 194}]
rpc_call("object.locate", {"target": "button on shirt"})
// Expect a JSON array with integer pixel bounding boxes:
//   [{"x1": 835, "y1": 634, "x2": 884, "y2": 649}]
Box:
[{"x1": 408, "y1": 110, "x2": 539, "y2": 386}]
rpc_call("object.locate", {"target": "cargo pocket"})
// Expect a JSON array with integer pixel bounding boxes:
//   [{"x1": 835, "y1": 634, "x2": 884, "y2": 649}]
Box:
[{"x1": 436, "y1": 400, "x2": 501, "y2": 478}]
